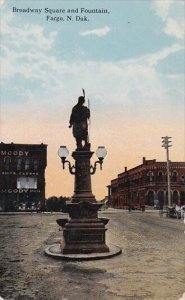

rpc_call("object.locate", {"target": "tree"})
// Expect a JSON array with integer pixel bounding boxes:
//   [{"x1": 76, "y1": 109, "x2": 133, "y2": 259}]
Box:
[{"x1": 46, "y1": 196, "x2": 69, "y2": 212}]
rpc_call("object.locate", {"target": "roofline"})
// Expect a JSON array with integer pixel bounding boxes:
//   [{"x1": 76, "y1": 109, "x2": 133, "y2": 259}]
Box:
[
  {"x1": 118, "y1": 161, "x2": 185, "y2": 176},
  {"x1": 0, "y1": 142, "x2": 48, "y2": 147}
]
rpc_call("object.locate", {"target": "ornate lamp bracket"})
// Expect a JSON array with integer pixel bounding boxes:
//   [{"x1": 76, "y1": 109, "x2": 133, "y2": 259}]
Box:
[
  {"x1": 90, "y1": 158, "x2": 104, "y2": 175},
  {"x1": 61, "y1": 158, "x2": 76, "y2": 175}
]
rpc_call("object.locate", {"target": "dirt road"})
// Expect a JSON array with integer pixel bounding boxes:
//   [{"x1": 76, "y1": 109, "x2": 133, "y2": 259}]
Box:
[{"x1": 0, "y1": 211, "x2": 184, "y2": 300}]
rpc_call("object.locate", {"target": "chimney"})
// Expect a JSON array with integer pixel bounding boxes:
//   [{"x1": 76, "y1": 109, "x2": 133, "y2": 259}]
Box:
[
  {"x1": 143, "y1": 157, "x2": 146, "y2": 164},
  {"x1": 125, "y1": 167, "x2": 127, "y2": 172}
]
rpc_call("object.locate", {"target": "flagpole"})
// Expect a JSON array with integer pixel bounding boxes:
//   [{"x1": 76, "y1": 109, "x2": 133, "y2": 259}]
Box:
[
  {"x1": 82, "y1": 88, "x2": 91, "y2": 143},
  {"x1": 88, "y1": 98, "x2": 91, "y2": 142}
]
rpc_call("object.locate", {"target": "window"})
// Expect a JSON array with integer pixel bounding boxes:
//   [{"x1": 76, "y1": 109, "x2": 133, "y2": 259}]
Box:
[
  {"x1": 147, "y1": 171, "x2": 154, "y2": 182},
  {"x1": 33, "y1": 159, "x2": 39, "y2": 171},
  {"x1": 17, "y1": 177, "x2": 37, "y2": 189},
  {"x1": 4, "y1": 156, "x2": 11, "y2": 171},
  {"x1": 17, "y1": 157, "x2": 22, "y2": 171},
  {"x1": 25, "y1": 158, "x2": 30, "y2": 170},
  {"x1": 172, "y1": 171, "x2": 177, "y2": 182},
  {"x1": 172, "y1": 190, "x2": 179, "y2": 203},
  {"x1": 158, "y1": 171, "x2": 163, "y2": 182}
]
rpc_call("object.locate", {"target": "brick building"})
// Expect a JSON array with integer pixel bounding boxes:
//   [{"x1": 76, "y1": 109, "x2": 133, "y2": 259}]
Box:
[
  {"x1": 0, "y1": 142, "x2": 47, "y2": 211},
  {"x1": 110, "y1": 157, "x2": 185, "y2": 209}
]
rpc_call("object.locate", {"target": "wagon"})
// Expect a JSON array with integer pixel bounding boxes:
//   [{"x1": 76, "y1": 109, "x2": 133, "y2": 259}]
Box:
[{"x1": 166, "y1": 207, "x2": 181, "y2": 219}]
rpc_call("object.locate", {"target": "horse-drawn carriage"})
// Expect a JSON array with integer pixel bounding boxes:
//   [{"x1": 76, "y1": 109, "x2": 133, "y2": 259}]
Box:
[{"x1": 166, "y1": 205, "x2": 185, "y2": 219}]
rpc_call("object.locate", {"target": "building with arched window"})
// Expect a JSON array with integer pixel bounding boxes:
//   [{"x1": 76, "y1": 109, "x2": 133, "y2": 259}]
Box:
[
  {"x1": 0, "y1": 142, "x2": 47, "y2": 211},
  {"x1": 110, "y1": 157, "x2": 185, "y2": 209}
]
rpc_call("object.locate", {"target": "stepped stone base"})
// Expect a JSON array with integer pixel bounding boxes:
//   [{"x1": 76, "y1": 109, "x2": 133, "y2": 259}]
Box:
[
  {"x1": 45, "y1": 243, "x2": 122, "y2": 261},
  {"x1": 61, "y1": 201, "x2": 109, "y2": 255}
]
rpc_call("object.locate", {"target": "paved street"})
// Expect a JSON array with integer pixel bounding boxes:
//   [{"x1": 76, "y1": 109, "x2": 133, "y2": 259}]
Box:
[{"x1": 0, "y1": 210, "x2": 184, "y2": 300}]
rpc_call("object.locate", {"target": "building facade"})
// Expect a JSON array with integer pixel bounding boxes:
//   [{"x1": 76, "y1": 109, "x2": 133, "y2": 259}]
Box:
[
  {"x1": 0, "y1": 142, "x2": 47, "y2": 211},
  {"x1": 110, "y1": 157, "x2": 185, "y2": 209}
]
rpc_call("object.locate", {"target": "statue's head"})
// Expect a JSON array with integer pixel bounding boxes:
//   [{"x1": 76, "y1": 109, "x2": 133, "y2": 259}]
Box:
[{"x1": 78, "y1": 96, "x2": 85, "y2": 105}]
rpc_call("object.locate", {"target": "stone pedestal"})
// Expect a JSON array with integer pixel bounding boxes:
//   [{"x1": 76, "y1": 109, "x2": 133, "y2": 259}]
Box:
[
  {"x1": 61, "y1": 148, "x2": 109, "y2": 255},
  {"x1": 71, "y1": 150, "x2": 96, "y2": 203},
  {"x1": 61, "y1": 201, "x2": 109, "y2": 254}
]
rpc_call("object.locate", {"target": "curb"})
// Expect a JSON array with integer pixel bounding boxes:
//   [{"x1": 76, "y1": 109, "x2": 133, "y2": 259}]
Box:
[{"x1": 45, "y1": 243, "x2": 122, "y2": 261}]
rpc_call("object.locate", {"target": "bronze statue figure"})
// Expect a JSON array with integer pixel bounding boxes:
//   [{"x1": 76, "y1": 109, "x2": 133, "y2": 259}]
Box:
[{"x1": 69, "y1": 95, "x2": 90, "y2": 150}]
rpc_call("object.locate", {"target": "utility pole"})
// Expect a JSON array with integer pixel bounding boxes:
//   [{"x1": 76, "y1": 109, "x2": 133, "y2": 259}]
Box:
[
  {"x1": 106, "y1": 185, "x2": 112, "y2": 207},
  {"x1": 161, "y1": 136, "x2": 172, "y2": 207},
  {"x1": 125, "y1": 167, "x2": 131, "y2": 210}
]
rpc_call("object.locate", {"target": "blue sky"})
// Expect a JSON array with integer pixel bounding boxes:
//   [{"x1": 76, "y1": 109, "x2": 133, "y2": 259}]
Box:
[
  {"x1": 2, "y1": 0, "x2": 183, "y2": 62},
  {"x1": 0, "y1": 0, "x2": 184, "y2": 198}
]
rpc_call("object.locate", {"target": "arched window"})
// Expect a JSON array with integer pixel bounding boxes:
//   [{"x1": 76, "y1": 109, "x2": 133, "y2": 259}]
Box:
[
  {"x1": 180, "y1": 191, "x2": 185, "y2": 205},
  {"x1": 33, "y1": 159, "x2": 39, "y2": 171},
  {"x1": 147, "y1": 171, "x2": 154, "y2": 182},
  {"x1": 146, "y1": 190, "x2": 155, "y2": 206},
  {"x1": 4, "y1": 156, "x2": 11, "y2": 171},
  {"x1": 172, "y1": 171, "x2": 177, "y2": 182},
  {"x1": 16, "y1": 157, "x2": 22, "y2": 171},
  {"x1": 25, "y1": 158, "x2": 30, "y2": 170},
  {"x1": 181, "y1": 176, "x2": 185, "y2": 184},
  {"x1": 158, "y1": 171, "x2": 163, "y2": 182},
  {"x1": 172, "y1": 190, "x2": 179, "y2": 204},
  {"x1": 158, "y1": 190, "x2": 164, "y2": 205}
]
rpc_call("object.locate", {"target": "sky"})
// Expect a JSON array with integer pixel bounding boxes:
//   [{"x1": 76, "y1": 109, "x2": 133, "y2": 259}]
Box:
[{"x1": 0, "y1": 0, "x2": 184, "y2": 200}]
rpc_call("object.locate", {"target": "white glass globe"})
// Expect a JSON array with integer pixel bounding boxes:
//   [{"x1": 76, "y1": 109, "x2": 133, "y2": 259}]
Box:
[
  {"x1": 96, "y1": 146, "x2": 107, "y2": 159},
  {"x1": 58, "y1": 146, "x2": 69, "y2": 158}
]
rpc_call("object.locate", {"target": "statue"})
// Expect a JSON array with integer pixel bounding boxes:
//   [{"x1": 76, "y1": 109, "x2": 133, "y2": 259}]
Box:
[{"x1": 69, "y1": 95, "x2": 90, "y2": 150}]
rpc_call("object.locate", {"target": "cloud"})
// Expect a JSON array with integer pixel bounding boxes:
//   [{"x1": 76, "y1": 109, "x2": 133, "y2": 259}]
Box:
[
  {"x1": 152, "y1": 0, "x2": 184, "y2": 40},
  {"x1": 152, "y1": 0, "x2": 172, "y2": 21},
  {"x1": 0, "y1": 9, "x2": 58, "y2": 82},
  {"x1": 1, "y1": 17, "x2": 183, "y2": 110},
  {"x1": 1, "y1": 12, "x2": 57, "y2": 50},
  {"x1": 80, "y1": 26, "x2": 110, "y2": 37},
  {"x1": 144, "y1": 43, "x2": 184, "y2": 66},
  {"x1": 2, "y1": 44, "x2": 184, "y2": 120},
  {"x1": 0, "y1": 0, "x2": 5, "y2": 7},
  {"x1": 1, "y1": 4, "x2": 184, "y2": 120},
  {"x1": 164, "y1": 18, "x2": 184, "y2": 40},
  {"x1": 178, "y1": 292, "x2": 185, "y2": 300}
]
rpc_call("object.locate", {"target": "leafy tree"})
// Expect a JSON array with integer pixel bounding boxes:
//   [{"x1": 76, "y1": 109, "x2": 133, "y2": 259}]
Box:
[
  {"x1": 46, "y1": 196, "x2": 69, "y2": 212},
  {"x1": 46, "y1": 196, "x2": 58, "y2": 211}
]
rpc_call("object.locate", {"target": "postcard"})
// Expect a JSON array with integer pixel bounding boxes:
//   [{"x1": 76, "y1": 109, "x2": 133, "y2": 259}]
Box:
[{"x1": 0, "y1": 1, "x2": 184, "y2": 299}]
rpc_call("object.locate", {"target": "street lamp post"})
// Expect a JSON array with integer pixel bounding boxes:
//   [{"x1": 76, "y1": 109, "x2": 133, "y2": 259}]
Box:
[
  {"x1": 162, "y1": 136, "x2": 172, "y2": 207},
  {"x1": 45, "y1": 93, "x2": 122, "y2": 260},
  {"x1": 58, "y1": 145, "x2": 107, "y2": 202},
  {"x1": 58, "y1": 144, "x2": 109, "y2": 254}
]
